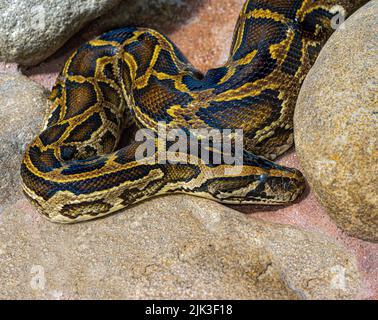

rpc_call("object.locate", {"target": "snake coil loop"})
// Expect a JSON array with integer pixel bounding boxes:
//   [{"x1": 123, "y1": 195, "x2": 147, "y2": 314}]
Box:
[{"x1": 21, "y1": 0, "x2": 365, "y2": 223}]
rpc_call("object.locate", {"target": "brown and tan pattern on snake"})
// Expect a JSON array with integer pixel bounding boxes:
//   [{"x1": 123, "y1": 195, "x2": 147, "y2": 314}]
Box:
[{"x1": 20, "y1": 0, "x2": 367, "y2": 223}]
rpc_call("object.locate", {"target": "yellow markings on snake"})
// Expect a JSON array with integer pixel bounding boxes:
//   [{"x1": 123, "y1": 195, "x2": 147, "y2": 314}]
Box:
[{"x1": 20, "y1": 0, "x2": 366, "y2": 223}]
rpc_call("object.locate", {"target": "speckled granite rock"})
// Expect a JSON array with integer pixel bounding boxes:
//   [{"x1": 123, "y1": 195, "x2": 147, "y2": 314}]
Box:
[
  {"x1": 0, "y1": 0, "x2": 120, "y2": 66},
  {"x1": 0, "y1": 195, "x2": 361, "y2": 300},
  {"x1": 0, "y1": 72, "x2": 49, "y2": 209},
  {"x1": 294, "y1": 1, "x2": 378, "y2": 242}
]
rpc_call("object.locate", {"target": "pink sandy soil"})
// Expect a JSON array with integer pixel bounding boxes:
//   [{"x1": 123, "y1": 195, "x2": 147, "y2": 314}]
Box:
[{"x1": 3, "y1": 0, "x2": 376, "y2": 299}]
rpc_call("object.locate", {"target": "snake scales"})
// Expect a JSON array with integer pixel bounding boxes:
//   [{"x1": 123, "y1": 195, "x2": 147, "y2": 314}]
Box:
[{"x1": 21, "y1": 0, "x2": 365, "y2": 223}]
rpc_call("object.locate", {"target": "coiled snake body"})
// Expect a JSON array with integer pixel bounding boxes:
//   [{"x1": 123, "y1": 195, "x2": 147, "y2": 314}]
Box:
[{"x1": 21, "y1": 0, "x2": 365, "y2": 223}]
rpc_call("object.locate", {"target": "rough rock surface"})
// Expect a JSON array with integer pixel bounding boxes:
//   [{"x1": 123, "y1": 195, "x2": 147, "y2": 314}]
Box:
[
  {"x1": 294, "y1": 1, "x2": 378, "y2": 242},
  {"x1": 0, "y1": 0, "x2": 120, "y2": 66},
  {"x1": 0, "y1": 195, "x2": 361, "y2": 300},
  {"x1": 0, "y1": 72, "x2": 49, "y2": 209}
]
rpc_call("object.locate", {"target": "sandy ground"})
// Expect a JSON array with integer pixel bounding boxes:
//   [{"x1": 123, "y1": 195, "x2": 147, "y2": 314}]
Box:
[{"x1": 2, "y1": 0, "x2": 376, "y2": 299}]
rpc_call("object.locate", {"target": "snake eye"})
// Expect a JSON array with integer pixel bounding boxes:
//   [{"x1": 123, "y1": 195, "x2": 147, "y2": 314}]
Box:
[{"x1": 259, "y1": 174, "x2": 267, "y2": 183}]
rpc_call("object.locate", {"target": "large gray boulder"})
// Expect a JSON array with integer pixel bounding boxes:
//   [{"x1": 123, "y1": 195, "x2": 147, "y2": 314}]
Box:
[{"x1": 0, "y1": 0, "x2": 120, "y2": 66}]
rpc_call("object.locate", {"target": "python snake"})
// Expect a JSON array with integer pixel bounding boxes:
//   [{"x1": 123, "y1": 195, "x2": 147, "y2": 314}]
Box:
[{"x1": 20, "y1": 0, "x2": 366, "y2": 223}]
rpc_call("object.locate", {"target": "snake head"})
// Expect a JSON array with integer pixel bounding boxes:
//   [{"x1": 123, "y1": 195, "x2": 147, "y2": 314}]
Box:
[
  {"x1": 247, "y1": 167, "x2": 306, "y2": 204},
  {"x1": 203, "y1": 159, "x2": 306, "y2": 205}
]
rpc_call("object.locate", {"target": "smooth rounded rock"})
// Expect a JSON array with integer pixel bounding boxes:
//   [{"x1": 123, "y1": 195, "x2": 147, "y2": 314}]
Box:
[
  {"x1": 0, "y1": 0, "x2": 120, "y2": 66},
  {"x1": 294, "y1": 1, "x2": 378, "y2": 242}
]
